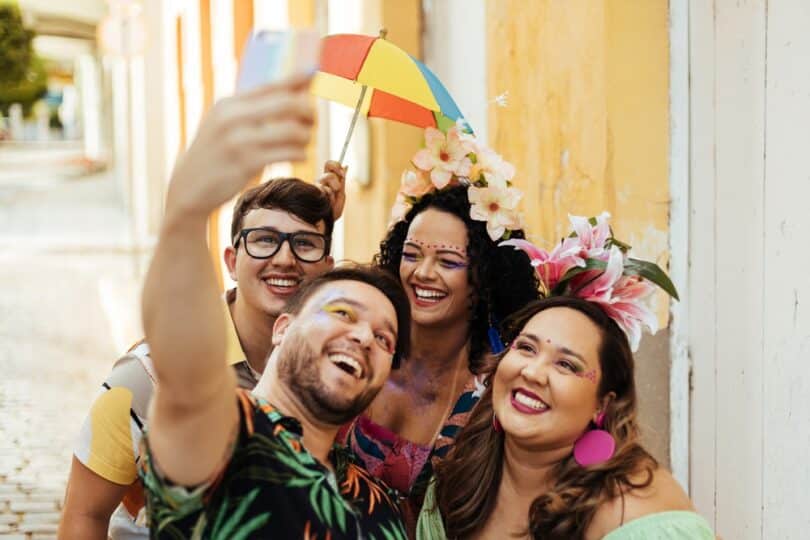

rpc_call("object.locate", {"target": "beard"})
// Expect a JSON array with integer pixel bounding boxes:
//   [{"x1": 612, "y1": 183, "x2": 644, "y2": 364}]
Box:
[{"x1": 276, "y1": 330, "x2": 379, "y2": 425}]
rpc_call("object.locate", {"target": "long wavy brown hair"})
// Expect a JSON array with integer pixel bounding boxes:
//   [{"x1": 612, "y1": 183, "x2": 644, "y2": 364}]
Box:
[{"x1": 433, "y1": 296, "x2": 658, "y2": 539}]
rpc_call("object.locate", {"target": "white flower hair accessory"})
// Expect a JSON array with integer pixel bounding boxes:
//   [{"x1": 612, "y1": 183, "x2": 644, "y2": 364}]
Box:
[{"x1": 389, "y1": 121, "x2": 524, "y2": 242}]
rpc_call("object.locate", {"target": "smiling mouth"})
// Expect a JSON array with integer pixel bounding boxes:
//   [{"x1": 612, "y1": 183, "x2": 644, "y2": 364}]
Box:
[
  {"x1": 329, "y1": 352, "x2": 364, "y2": 379},
  {"x1": 511, "y1": 389, "x2": 550, "y2": 412},
  {"x1": 263, "y1": 277, "x2": 301, "y2": 291},
  {"x1": 413, "y1": 285, "x2": 447, "y2": 303}
]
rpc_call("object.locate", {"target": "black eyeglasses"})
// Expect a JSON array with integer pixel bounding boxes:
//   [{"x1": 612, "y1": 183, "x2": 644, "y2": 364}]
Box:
[{"x1": 234, "y1": 227, "x2": 329, "y2": 263}]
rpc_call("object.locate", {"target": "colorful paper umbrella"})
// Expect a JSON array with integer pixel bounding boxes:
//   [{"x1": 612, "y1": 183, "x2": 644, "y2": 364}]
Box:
[{"x1": 312, "y1": 31, "x2": 469, "y2": 163}]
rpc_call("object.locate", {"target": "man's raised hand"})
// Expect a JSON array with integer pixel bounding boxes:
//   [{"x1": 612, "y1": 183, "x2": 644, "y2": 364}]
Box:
[{"x1": 165, "y1": 74, "x2": 315, "y2": 222}]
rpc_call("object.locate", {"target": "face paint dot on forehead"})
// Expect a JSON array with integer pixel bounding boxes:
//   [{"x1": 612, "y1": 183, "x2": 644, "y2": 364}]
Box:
[{"x1": 404, "y1": 237, "x2": 467, "y2": 255}]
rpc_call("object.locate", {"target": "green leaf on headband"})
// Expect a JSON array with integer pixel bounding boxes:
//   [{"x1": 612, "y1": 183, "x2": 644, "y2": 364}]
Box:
[
  {"x1": 550, "y1": 257, "x2": 679, "y2": 301},
  {"x1": 624, "y1": 258, "x2": 680, "y2": 300},
  {"x1": 552, "y1": 259, "x2": 607, "y2": 295},
  {"x1": 606, "y1": 235, "x2": 632, "y2": 253}
]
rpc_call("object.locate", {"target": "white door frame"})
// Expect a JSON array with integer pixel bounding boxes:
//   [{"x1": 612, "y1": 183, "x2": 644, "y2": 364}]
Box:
[{"x1": 668, "y1": 0, "x2": 690, "y2": 492}]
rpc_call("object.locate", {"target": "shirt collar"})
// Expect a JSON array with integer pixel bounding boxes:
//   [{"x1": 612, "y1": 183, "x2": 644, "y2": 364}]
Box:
[
  {"x1": 250, "y1": 392, "x2": 350, "y2": 473},
  {"x1": 253, "y1": 395, "x2": 304, "y2": 436}
]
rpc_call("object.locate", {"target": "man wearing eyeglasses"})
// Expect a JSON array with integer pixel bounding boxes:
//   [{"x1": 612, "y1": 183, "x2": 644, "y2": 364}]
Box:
[
  {"x1": 223, "y1": 174, "x2": 341, "y2": 383},
  {"x1": 60, "y1": 75, "x2": 346, "y2": 539}
]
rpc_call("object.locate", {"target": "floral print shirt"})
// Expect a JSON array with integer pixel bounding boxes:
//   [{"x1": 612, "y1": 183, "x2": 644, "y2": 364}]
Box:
[{"x1": 140, "y1": 389, "x2": 407, "y2": 539}]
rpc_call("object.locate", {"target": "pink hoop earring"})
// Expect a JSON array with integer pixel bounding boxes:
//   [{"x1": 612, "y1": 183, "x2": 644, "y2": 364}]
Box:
[
  {"x1": 492, "y1": 413, "x2": 503, "y2": 433},
  {"x1": 573, "y1": 411, "x2": 615, "y2": 466}
]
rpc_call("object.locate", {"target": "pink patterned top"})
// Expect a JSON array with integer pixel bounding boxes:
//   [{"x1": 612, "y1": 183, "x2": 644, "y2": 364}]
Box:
[{"x1": 340, "y1": 374, "x2": 485, "y2": 496}]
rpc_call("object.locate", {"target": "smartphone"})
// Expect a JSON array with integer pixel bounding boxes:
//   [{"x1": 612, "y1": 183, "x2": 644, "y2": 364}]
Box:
[{"x1": 236, "y1": 29, "x2": 320, "y2": 93}]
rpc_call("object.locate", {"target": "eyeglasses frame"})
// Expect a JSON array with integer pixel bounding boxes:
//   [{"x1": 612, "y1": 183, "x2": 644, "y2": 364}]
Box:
[{"x1": 233, "y1": 227, "x2": 330, "y2": 263}]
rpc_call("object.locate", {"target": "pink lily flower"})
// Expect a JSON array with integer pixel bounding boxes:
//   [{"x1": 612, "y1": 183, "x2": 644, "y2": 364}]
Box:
[
  {"x1": 412, "y1": 127, "x2": 473, "y2": 189},
  {"x1": 599, "y1": 275, "x2": 658, "y2": 351},
  {"x1": 575, "y1": 247, "x2": 657, "y2": 351},
  {"x1": 499, "y1": 237, "x2": 585, "y2": 292},
  {"x1": 575, "y1": 246, "x2": 625, "y2": 305},
  {"x1": 569, "y1": 212, "x2": 612, "y2": 259}
]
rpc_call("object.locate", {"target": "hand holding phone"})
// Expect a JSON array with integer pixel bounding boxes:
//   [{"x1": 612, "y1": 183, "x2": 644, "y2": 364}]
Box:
[{"x1": 236, "y1": 29, "x2": 320, "y2": 93}]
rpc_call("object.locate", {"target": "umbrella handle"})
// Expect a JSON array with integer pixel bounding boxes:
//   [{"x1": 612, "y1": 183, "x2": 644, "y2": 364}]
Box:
[{"x1": 339, "y1": 84, "x2": 368, "y2": 165}]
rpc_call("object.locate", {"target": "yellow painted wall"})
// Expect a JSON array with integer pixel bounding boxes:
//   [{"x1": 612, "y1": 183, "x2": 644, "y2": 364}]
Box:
[
  {"x1": 341, "y1": 0, "x2": 423, "y2": 263},
  {"x1": 288, "y1": 0, "x2": 319, "y2": 183},
  {"x1": 486, "y1": 0, "x2": 670, "y2": 320}
]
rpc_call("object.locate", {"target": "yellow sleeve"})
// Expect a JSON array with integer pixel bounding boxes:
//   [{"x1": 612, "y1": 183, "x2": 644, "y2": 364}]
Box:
[
  {"x1": 74, "y1": 353, "x2": 154, "y2": 485},
  {"x1": 74, "y1": 386, "x2": 139, "y2": 484}
]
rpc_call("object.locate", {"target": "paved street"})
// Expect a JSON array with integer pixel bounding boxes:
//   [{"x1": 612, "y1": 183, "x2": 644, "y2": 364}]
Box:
[{"x1": 0, "y1": 143, "x2": 145, "y2": 539}]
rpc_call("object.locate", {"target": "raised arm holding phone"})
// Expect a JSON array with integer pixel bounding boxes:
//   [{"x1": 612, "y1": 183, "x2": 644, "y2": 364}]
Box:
[
  {"x1": 138, "y1": 67, "x2": 410, "y2": 538},
  {"x1": 58, "y1": 29, "x2": 361, "y2": 539},
  {"x1": 142, "y1": 74, "x2": 314, "y2": 483}
]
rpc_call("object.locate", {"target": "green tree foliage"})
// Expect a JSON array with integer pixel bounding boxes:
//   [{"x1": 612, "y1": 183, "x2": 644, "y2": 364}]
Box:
[
  {"x1": 0, "y1": 54, "x2": 48, "y2": 116},
  {"x1": 0, "y1": 3, "x2": 35, "y2": 86},
  {"x1": 0, "y1": 3, "x2": 46, "y2": 117}
]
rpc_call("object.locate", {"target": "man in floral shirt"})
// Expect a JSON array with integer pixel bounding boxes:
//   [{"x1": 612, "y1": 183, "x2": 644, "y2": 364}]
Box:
[{"x1": 139, "y1": 74, "x2": 411, "y2": 539}]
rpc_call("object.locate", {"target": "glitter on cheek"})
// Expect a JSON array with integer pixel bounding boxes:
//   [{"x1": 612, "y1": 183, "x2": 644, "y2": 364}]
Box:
[{"x1": 576, "y1": 370, "x2": 597, "y2": 383}]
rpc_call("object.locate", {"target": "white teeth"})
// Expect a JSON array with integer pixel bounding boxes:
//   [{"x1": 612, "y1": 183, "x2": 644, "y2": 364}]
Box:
[
  {"x1": 414, "y1": 287, "x2": 446, "y2": 299},
  {"x1": 514, "y1": 392, "x2": 548, "y2": 411},
  {"x1": 329, "y1": 353, "x2": 363, "y2": 378},
  {"x1": 266, "y1": 278, "x2": 298, "y2": 287}
]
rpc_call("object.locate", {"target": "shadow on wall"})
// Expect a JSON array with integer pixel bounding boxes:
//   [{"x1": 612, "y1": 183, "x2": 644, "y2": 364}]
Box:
[{"x1": 635, "y1": 331, "x2": 670, "y2": 468}]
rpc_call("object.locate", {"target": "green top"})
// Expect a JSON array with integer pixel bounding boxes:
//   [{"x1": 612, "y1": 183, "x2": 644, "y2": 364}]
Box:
[
  {"x1": 603, "y1": 511, "x2": 714, "y2": 539},
  {"x1": 416, "y1": 481, "x2": 714, "y2": 540}
]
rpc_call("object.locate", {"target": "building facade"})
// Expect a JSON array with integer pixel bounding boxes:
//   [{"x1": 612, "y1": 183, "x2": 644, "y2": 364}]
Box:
[{"x1": 117, "y1": 1, "x2": 809, "y2": 538}]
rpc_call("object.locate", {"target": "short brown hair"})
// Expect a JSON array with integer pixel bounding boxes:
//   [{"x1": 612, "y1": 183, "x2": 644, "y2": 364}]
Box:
[
  {"x1": 283, "y1": 264, "x2": 411, "y2": 368},
  {"x1": 230, "y1": 177, "x2": 334, "y2": 251}
]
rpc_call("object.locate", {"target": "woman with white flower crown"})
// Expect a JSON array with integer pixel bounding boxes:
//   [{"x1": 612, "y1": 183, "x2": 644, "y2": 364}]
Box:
[
  {"x1": 415, "y1": 219, "x2": 715, "y2": 539},
  {"x1": 333, "y1": 123, "x2": 540, "y2": 530}
]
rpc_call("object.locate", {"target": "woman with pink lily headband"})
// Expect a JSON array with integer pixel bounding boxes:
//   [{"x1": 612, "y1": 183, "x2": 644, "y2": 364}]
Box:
[
  {"x1": 414, "y1": 220, "x2": 714, "y2": 539},
  {"x1": 334, "y1": 123, "x2": 540, "y2": 531}
]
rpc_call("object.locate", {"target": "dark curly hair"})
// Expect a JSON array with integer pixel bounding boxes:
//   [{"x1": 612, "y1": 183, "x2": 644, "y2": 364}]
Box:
[{"x1": 374, "y1": 185, "x2": 539, "y2": 372}]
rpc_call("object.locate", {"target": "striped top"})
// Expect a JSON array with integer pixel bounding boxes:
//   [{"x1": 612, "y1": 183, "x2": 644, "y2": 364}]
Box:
[{"x1": 72, "y1": 290, "x2": 258, "y2": 539}]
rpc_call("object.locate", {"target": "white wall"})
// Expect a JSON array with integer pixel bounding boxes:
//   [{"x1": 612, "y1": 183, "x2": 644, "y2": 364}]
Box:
[
  {"x1": 422, "y1": 0, "x2": 488, "y2": 140},
  {"x1": 18, "y1": 0, "x2": 106, "y2": 24},
  {"x1": 688, "y1": 1, "x2": 810, "y2": 538}
]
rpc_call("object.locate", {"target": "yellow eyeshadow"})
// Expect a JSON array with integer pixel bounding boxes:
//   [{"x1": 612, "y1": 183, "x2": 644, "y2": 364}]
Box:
[{"x1": 322, "y1": 303, "x2": 357, "y2": 321}]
